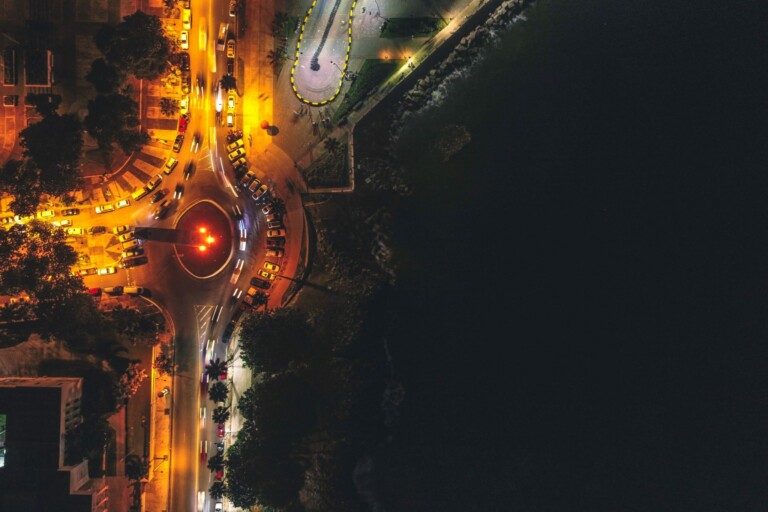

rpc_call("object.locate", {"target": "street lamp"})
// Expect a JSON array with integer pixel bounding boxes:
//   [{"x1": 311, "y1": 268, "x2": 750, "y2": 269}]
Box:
[{"x1": 329, "y1": 60, "x2": 345, "y2": 77}]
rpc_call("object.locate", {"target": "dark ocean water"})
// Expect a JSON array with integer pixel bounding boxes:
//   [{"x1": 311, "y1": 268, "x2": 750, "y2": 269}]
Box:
[{"x1": 369, "y1": 0, "x2": 768, "y2": 510}]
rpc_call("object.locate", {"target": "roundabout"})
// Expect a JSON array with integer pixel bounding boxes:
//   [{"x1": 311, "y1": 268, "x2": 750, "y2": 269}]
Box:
[{"x1": 173, "y1": 200, "x2": 233, "y2": 279}]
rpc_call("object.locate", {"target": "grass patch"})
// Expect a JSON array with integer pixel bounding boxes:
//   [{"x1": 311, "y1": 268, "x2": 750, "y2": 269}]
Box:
[
  {"x1": 380, "y1": 17, "x2": 448, "y2": 38},
  {"x1": 303, "y1": 145, "x2": 349, "y2": 188},
  {"x1": 332, "y1": 59, "x2": 401, "y2": 123}
]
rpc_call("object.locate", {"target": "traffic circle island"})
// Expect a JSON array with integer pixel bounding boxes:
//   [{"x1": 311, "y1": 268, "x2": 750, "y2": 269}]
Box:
[{"x1": 173, "y1": 200, "x2": 233, "y2": 279}]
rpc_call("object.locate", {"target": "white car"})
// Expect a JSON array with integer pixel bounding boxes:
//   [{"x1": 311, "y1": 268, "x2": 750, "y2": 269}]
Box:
[
  {"x1": 215, "y1": 502, "x2": 223, "y2": 512},
  {"x1": 98, "y1": 267, "x2": 116, "y2": 275},
  {"x1": 239, "y1": 220, "x2": 247, "y2": 251},
  {"x1": 179, "y1": 96, "x2": 189, "y2": 115},
  {"x1": 37, "y1": 209, "x2": 55, "y2": 218},
  {"x1": 95, "y1": 203, "x2": 115, "y2": 214},
  {"x1": 67, "y1": 227, "x2": 85, "y2": 236},
  {"x1": 53, "y1": 219, "x2": 73, "y2": 227},
  {"x1": 215, "y1": 84, "x2": 223, "y2": 113},
  {"x1": 227, "y1": 94, "x2": 235, "y2": 112},
  {"x1": 115, "y1": 199, "x2": 131, "y2": 209},
  {"x1": 180, "y1": 30, "x2": 189, "y2": 50},
  {"x1": 226, "y1": 112, "x2": 234, "y2": 127}
]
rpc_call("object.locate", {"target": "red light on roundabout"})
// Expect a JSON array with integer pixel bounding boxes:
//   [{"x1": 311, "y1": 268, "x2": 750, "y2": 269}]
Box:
[{"x1": 199, "y1": 245, "x2": 207, "y2": 251}]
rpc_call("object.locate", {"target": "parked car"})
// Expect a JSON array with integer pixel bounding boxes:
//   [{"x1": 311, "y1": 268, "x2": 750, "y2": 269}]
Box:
[
  {"x1": 182, "y1": 8, "x2": 191, "y2": 29},
  {"x1": 98, "y1": 267, "x2": 116, "y2": 276},
  {"x1": 265, "y1": 237, "x2": 285, "y2": 248},
  {"x1": 265, "y1": 213, "x2": 282, "y2": 223},
  {"x1": 95, "y1": 203, "x2": 115, "y2": 214},
  {"x1": 118, "y1": 232, "x2": 134, "y2": 243},
  {"x1": 267, "y1": 220, "x2": 283, "y2": 229},
  {"x1": 174, "y1": 183, "x2": 184, "y2": 199},
  {"x1": 246, "y1": 177, "x2": 262, "y2": 193},
  {"x1": 115, "y1": 199, "x2": 130, "y2": 209},
  {"x1": 180, "y1": 30, "x2": 189, "y2": 50},
  {"x1": 122, "y1": 239, "x2": 140, "y2": 250},
  {"x1": 228, "y1": 147, "x2": 245, "y2": 161},
  {"x1": 89, "y1": 226, "x2": 107, "y2": 234},
  {"x1": 153, "y1": 199, "x2": 172, "y2": 220},
  {"x1": 113, "y1": 225, "x2": 131, "y2": 234},
  {"x1": 217, "y1": 423, "x2": 225, "y2": 438},
  {"x1": 178, "y1": 114, "x2": 189, "y2": 133},
  {"x1": 122, "y1": 256, "x2": 148, "y2": 268},
  {"x1": 173, "y1": 135, "x2": 184, "y2": 154},
  {"x1": 263, "y1": 261, "x2": 281, "y2": 273},
  {"x1": 123, "y1": 286, "x2": 145, "y2": 295},
  {"x1": 226, "y1": 112, "x2": 234, "y2": 128},
  {"x1": 250, "y1": 276, "x2": 271, "y2": 289},
  {"x1": 262, "y1": 202, "x2": 276, "y2": 215},
  {"x1": 163, "y1": 156, "x2": 179, "y2": 175},
  {"x1": 227, "y1": 93, "x2": 235, "y2": 112},
  {"x1": 252, "y1": 184, "x2": 269, "y2": 202},
  {"x1": 103, "y1": 286, "x2": 123, "y2": 295},
  {"x1": 53, "y1": 219, "x2": 72, "y2": 227},
  {"x1": 226, "y1": 40, "x2": 235, "y2": 58},
  {"x1": 258, "y1": 269, "x2": 276, "y2": 281},
  {"x1": 150, "y1": 189, "x2": 168, "y2": 204},
  {"x1": 228, "y1": 0, "x2": 237, "y2": 17},
  {"x1": 267, "y1": 228, "x2": 286, "y2": 238},
  {"x1": 78, "y1": 267, "x2": 98, "y2": 276},
  {"x1": 158, "y1": 387, "x2": 170, "y2": 398},
  {"x1": 88, "y1": 288, "x2": 102, "y2": 296},
  {"x1": 226, "y1": 58, "x2": 234, "y2": 75},
  {"x1": 122, "y1": 247, "x2": 144, "y2": 259},
  {"x1": 37, "y1": 209, "x2": 55, "y2": 218},
  {"x1": 181, "y1": 72, "x2": 191, "y2": 94},
  {"x1": 226, "y1": 139, "x2": 243, "y2": 152},
  {"x1": 67, "y1": 227, "x2": 85, "y2": 236},
  {"x1": 147, "y1": 174, "x2": 163, "y2": 190},
  {"x1": 233, "y1": 164, "x2": 248, "y2": 178},
  {"x1": 62, "y1": 208, "x2": 80, "y2": 216},
  {"x1": 265, "y1": 248, "x2": 284, "y2": 258}
]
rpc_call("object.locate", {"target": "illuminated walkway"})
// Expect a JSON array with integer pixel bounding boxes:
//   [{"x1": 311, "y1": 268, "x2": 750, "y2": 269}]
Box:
[{"x1": 291, "y1": 0, "x2": 357, "y2": 105}]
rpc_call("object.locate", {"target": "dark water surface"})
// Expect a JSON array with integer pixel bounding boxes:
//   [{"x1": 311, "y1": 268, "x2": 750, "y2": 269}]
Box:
[{"x1": 370, "y1": 0, "x2": 768, "y2": 510}]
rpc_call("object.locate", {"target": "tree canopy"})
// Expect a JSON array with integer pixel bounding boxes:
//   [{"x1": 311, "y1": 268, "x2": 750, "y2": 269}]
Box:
[
  {"x1": 238, "y1": 309, "x2": 312, "y2": 374},
  {"x1": 18, "y1": 113, "x2": 84, "y2": 196},
  {"x1": 25, "y1": 93, "x2": 62, "y2": 117},
  {"x1": 208, "y1": 381, "x2": 228, "y2": 403},
  {"x1": 0, "y1": 159, "x2": 42, "y2": 216},
  {"x1": 95, "y1": 11, "x2": 171, "y2": 80},
  {"x1": 86, "y1": 58, "x2": 125, "y2": 94},
  {"x1": 85, "y1": 93, "x2": 146, "y2": 152}
]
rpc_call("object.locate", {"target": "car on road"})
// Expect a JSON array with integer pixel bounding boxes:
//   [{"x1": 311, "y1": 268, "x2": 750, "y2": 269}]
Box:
[
  {"x1": 190, "y1": 132, "x2": 201, "y2": 153},
  {"x1": 258, "y1": 269, "x2": 276, "y2": 281},
  {"x1": 122, "y1": 247, "x2": 143, "y2": 258},
  {"x1": 252, "y1": 184, "x2": 269, "y2": 202},
  {"x1": 174, "y1": 183, "x2": 184, "y2": 199},
  {"x1": 180, "y1": 30, "x2": 189, "y2": 50},
  {"x1": 250, "y1": 276, "x2": 271, "y2": 289},
  {"x1": 197, "y1": 75, "x2": 205, "y2": 97},
  {"x1": 200, "y1": 440, "x2": 208, "y2": 461},
  {"x1": 231, "y1": 204, "x2": 243, "y2": 219},
  {"x1": 227, "y1": 93, "x2": 235, "y2": 112},
  {"x1": 217, "y1": 423, "x2": 225, "y2": 438},
  {"x1": 173, "y1": 134, "x2": 184, "y2": 153},
  {"x1": 95, "y1": 203, "x2": 115, "y2": 214},
  {"x1": 183, "y1": 161, "x2": 195, "y2": 180},
  {"x1": 179, "y1": 51, "x2": 190, "y2": 71},
  {"x1": 267, "y1": 228, "x2": 286, "y2": 238},
  {"x1": 200, "y1": 406, "x2": 206, "y2": 424},
  {"x1": 122, "y1": 256, "x2": 148, "y2": 268},
  {"x1": 163, "y1": 157, "x2": 178, "y2": 175},
  {"x1": 98, "y1": 267, "x2": 116, "y2": 276},
  {"x1": 37, "y1": 209, "x2": 55, "y2": 218},
  {"x1": 226, "y1": 139, "x2": 243, "y2": 152},
  {"x1": 89, "y1": 225, "x2": 107, "y2": 234},
  {"x1": 115, "y1": 199, "x2": 130, "y2": 209},
  {"x1": 67, "y1": 227, "x2": 85, "y2": 236},
  {"x1": 230, "y1": 258, "x2": 244, "y2": 284},
  {"x1": 239, "y1": 220, "x2": 247, "y2": 250},
  {"x1": 263, "y1": 261, "x2": 280, "y2": 273},
  {"x1": 265, "y1": 248, "x2": 284, "y2": 258},
  {"x1": 113, "y1": 225, "x2": 131, "y2": 235},
  {"x1": 228, "y1": 147, "x2": 245, "y2": 162},
  {"x1": 182, "y1": 8, "x2": 191, "y2": 29},
  {"x1": 152, "y1": 199, "x2": 172, "y2": 220},
  {"x1": 103, "y1": 286, "x2": 123, "y2": 295},
  {"x1": 53, "y1": 219, "x2": 72, "y2": 227},
  {"x1": 226, "y1": 40, "x2": 235, "y2": 58},
  {"x1": 150, "y1": 189, "x2": 168, "y2": 204},
  {"x1": 147, "y1": 174, "x2": 163, "y2": 190},
  {"x1": 231, "y1": 288, "x2": 243, "y2": 303},
  {"x1": 118, "y1": 232, "x2": 134, "y2": 243},
  {"x1": 62, "y1": 208, "x2": 80, "y2": 216}
]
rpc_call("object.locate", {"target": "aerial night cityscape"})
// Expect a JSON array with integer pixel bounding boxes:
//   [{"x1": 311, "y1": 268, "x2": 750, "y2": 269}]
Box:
[{"x1": 0, "y1": 0, "x2": 765, "y2": 511}]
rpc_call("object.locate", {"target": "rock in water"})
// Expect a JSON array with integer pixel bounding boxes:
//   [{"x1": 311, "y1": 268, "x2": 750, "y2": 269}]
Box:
[{"x1": 432, "y1": 124, "x2": 472, "y2": 162}]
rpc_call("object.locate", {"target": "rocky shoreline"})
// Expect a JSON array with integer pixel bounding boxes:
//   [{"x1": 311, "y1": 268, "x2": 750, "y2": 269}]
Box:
[{"x1": 389, "y1": 0, "x2": 534, "y2": 141}]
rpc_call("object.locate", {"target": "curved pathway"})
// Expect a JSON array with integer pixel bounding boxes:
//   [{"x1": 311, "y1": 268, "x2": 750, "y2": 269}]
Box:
[{"x1": 291, "y1": 0, "x2": 357, "y2": 105}]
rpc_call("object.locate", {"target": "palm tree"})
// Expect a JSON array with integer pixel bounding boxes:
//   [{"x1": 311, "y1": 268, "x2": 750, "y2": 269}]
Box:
[
  {"x1": 209, "y1": 481, "x2": 226, "y2": 499},
  {"x1": 220, "y1": 75, "x2": 237, "y2": 92},
  {"x1": 270, "y1": 197, "x2": 287, "y2": 216},
  {"x1": 125, "y1": 454, "x2": 149, "y2": 481},
  {"x1": 205, "y1": 358, "x2": 227, "y2": 381},
  {"x1": 267, "y1": 47, "x2": 287, "y2": 69},
  {"x1": 159, "y1": 97, "x2": 179, "y2": 117},
  {"x1": 212, "y1": 406, "x2": 230, "y2": 424},
  {"x1": 207, "y1": 453, "x2": 225, "y2": 472},
  {"x1": 251, "y1": 291, "x2": 269, "y2": 309},
  {"x1": 323, "y1": 137, "x2": 342, "y2": 156},
  {"x1": 208, "y1": 381, "x2": 228, "y2": 403},
  {"x1": 272, "y1": 11, "x2": 290, "y2": 37}
]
